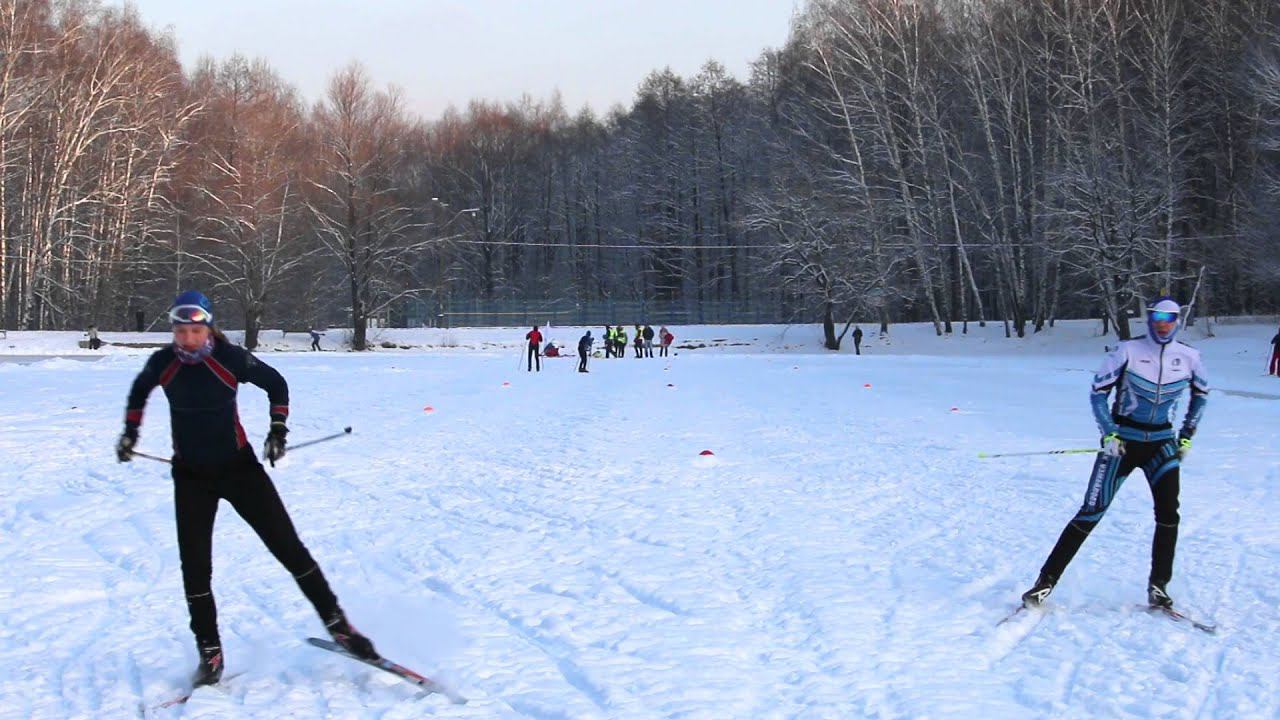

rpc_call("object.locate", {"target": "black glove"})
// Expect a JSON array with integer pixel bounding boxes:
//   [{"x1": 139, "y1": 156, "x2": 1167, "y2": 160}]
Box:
[
  {"x1": 263, "y1": 422, "x2": 288, "y2": 466},
  {"x1": 116, "y1": 426, "x2": 138, "y2": 463}
]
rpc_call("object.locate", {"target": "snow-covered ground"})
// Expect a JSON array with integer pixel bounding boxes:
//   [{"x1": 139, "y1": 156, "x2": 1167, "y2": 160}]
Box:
[{"x1": 0, "y1": 319, "x2": 1277, "y2": 719}]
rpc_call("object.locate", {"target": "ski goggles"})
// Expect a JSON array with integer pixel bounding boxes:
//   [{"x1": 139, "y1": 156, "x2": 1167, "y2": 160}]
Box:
[
  {"x1": 169, "y1": 304, "x2": 213, "y2": 325},
  {"x1": 1148, "y1": 311, "x2": 1178, "y2": 323}
]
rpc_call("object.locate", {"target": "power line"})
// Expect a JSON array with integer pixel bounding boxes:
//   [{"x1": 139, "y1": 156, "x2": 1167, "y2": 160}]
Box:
[{"x1": 0, "y1": 232, "x2": 1248, "y2": 263}]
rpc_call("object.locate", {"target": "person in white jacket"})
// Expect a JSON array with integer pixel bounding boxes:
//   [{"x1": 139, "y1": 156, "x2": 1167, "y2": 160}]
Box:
[{"x1": 1021, "y1": 296, "x2": 1209, "y2": 610}]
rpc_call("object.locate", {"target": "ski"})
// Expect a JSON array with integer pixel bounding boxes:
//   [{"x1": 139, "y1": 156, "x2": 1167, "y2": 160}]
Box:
[
  {"x1": 1147, "y1": 605, "x2": 1218, "y2": 634},
  {"x1": 996, "y1": 603, "x2": 1029, "y2": 626},
  {"x1": 996, "y1": 601, "x2": 1051, "y2": 627},
  {"x1": 148, "y1": 672, "x2": 242, "y2": 712},
  {"x1": 306, "y1": 637, "x2": 468, "y2": 704}
]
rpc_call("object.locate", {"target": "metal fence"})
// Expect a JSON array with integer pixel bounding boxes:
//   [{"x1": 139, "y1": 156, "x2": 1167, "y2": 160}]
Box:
[{"x1": 394, "y1": 298, "x2": 797, "y2": 328}]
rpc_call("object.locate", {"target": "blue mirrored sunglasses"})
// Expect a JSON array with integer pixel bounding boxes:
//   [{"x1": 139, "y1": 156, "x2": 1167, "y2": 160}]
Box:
[
  {"x1": 1149, "y1": 311, "x2": 1178, "y2": 323},
  {"x1": 169, "y1": 305, "x2": 212, "y2": 324}
]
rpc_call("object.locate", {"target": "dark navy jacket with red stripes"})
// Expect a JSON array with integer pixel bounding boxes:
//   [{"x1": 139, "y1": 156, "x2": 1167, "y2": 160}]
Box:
[{"x1": 125, "y1": 340, "x2": 288, "y2": 465}]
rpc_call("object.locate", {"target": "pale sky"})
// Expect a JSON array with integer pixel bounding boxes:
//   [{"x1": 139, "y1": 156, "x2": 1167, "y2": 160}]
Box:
[{"x1": 121, "y1": 0, "x2": 798, "y2": 121}]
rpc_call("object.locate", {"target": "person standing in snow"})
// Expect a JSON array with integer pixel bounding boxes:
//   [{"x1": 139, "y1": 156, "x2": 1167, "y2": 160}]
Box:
[
  {"x1": 309, "y1": 329, "x2": 324, "y2": 352},
  {"x1": 116, "y1": 291, "x2": 378, "y2": 688},
  {"x1": 658, "y1": 326, "x2": 673, "y2": 358},
  {"x1": 603, "y1": 325, "x2": 614, "y2": 358},
  {"x1": 853, "y1": 326, "x2": 863, "y2": 356},
  {"x1": 643, "y1": 324, "x2": 655, "y2": 358},
  {"x1": 86, "y1": 324, "x2": 102, "y2": 350},
  {"x1": 1269, "y1": 326, "x2": 1280, "y2": 376},
  {"x1": 615, "y1": 325, "x2": 628, "y2": 360},
  {"x1": 578, "y1": 330, "x2": 593, "y2": 373},
  {"x1": 1021, "y1": 297, "x2": 1209, "y2": 611},
  {"x1": 525, "y1": 325, "x2": 543, "y2": 372}
]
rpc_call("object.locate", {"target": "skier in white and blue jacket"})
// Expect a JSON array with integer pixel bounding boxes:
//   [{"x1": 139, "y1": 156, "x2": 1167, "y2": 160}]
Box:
[{"x1": 1022, "y1": 296, "x2": 1209, "y2": 610}]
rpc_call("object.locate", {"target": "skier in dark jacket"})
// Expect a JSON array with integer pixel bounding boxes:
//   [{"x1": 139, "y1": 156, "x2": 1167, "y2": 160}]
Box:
[
  {"x1": 642, "y1": 325, "x2": 655, "y2": 358},
  {"x1": 1269, "y1": 326, "x2": 1280, "y2": 376},
  {"x1": 852, "y1": 326, "x2": 863, "y2": 355},
  {"x1": 578, "y1": 330, "x2": 593, "y2": 373},
  {"x1": 116, "y1": 291, "x2": 378, "y2": 688},
  {"x1": 1020, "y1": 297, "x2": 1209, "y2": 611}
]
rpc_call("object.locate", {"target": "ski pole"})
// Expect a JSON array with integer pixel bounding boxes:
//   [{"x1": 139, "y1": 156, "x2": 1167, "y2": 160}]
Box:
[
  {"x1": 288, "y1": 426, "x2": 353, "y2": 451},
  {"x1": 977, "y1": 448, "x2": 1097, "y2": 459},
  {"x1": 129, "y1": 427, "x2": 352, "y2": 464}
]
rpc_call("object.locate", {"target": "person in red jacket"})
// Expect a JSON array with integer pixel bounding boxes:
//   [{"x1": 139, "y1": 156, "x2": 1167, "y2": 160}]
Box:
[
  {"x1": 525, "y1": 325, "x2": 543, "y2": 372},
  {"x1": 659, "y1": 326, "x2": 674, "y2": 357}
]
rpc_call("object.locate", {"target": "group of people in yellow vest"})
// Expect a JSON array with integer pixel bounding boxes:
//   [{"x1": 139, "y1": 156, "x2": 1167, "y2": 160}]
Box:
[{"x1": 602, "y1": 324, "x2": 674, "y2": 359}]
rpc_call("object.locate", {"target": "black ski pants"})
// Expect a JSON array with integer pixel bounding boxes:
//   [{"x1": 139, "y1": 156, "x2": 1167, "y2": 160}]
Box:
[
  {"x1": 527, "y1": 344, "x2": 541, "y2": 371},
  {"x1": 173, "y1": 448, "x2": 339, "y2": 648},
  {"x1": 578, "y1": 350, "x2": 589, "y2": 372},
  {"x1": 1039, "y1": 439, "x2": 1181, "y2": 587}
]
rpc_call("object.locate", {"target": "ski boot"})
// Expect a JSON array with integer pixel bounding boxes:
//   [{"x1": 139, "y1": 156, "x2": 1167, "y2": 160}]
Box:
[
  {"x1": 193, "y1": 644, "x2": 223, "y2": 687},
  {"x1": 1147, "y1": 582, "x2": 1173, "y2": 609},
  {"x1": 1020, "y1": 572, "x2": 1057, "y2": 608},
  {"x1": 325, "y1": 609, "x2": 380, "y2": 660}
]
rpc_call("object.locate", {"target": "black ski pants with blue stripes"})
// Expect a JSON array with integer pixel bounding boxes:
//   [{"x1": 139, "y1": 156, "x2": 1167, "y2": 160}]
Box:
[{"x1": 1039, "y1": 439, "x2": 1181, "y2": 587}]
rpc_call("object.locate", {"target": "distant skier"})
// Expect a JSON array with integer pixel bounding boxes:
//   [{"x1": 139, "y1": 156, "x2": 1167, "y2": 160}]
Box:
[
  {"x1": 116, "y1": 291, "x2": 378, "y2": 688},
  {"x1": 615, "y1": 325, "x2": 628, "y2": 360},
  {"x1": 309, "y1": 329, "x2": 324, "y2": 351},
  {"x1": 1269, "y1": 326, "x2": 1280, "y2": 376},
  {"x1": 853, "y1": 326, "x2": 863, "y2": 355},
  {"x1": 603, "y1": 325, "x2": 615, "y2": 358},
  {"x1": 643, "y1": 324, "x2": 655, "y2": 358},
  {"x1": 633, "y1": 324, "x2": 644, "y2": 358},
  {"x1": 525, "y1": 325, "x2": 542, "y2": 372},
  {"x1": 1021, "y1": 297, "x2": 1209, "y2": 611},
  {"x1": 578, "y1": 330, "x2": 593, "y2": 373},
  {"x1": 86, "y1": 324, "x2": 102, "y2": 350}
]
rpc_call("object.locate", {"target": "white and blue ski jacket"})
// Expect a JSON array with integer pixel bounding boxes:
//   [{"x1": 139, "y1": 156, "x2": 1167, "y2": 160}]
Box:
[{"x1": 1090, "y1": 335, "x2": 1209, "y2": 443}]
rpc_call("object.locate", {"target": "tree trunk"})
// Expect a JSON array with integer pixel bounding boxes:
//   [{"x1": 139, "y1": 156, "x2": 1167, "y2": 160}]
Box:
[
  {"x1": 244, "y1": 306, "x2": 261, "y2": 351},
  {"x1": 823, "y1": 301, "x2": 840, "y2": 350}
]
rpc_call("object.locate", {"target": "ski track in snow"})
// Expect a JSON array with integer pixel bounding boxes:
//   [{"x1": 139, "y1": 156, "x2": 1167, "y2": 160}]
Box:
[{"x1": 0, "y1": 321, "x2": 1277, "y2": 718}]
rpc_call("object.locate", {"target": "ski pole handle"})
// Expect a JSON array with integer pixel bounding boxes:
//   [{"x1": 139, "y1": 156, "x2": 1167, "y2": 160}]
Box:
[
  {"x1": 289, "y1": 426, "x2": 353, "y2": 451},
  {"x1": 977, "y1": 448, "x2": 1097, "y2": 459}
]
